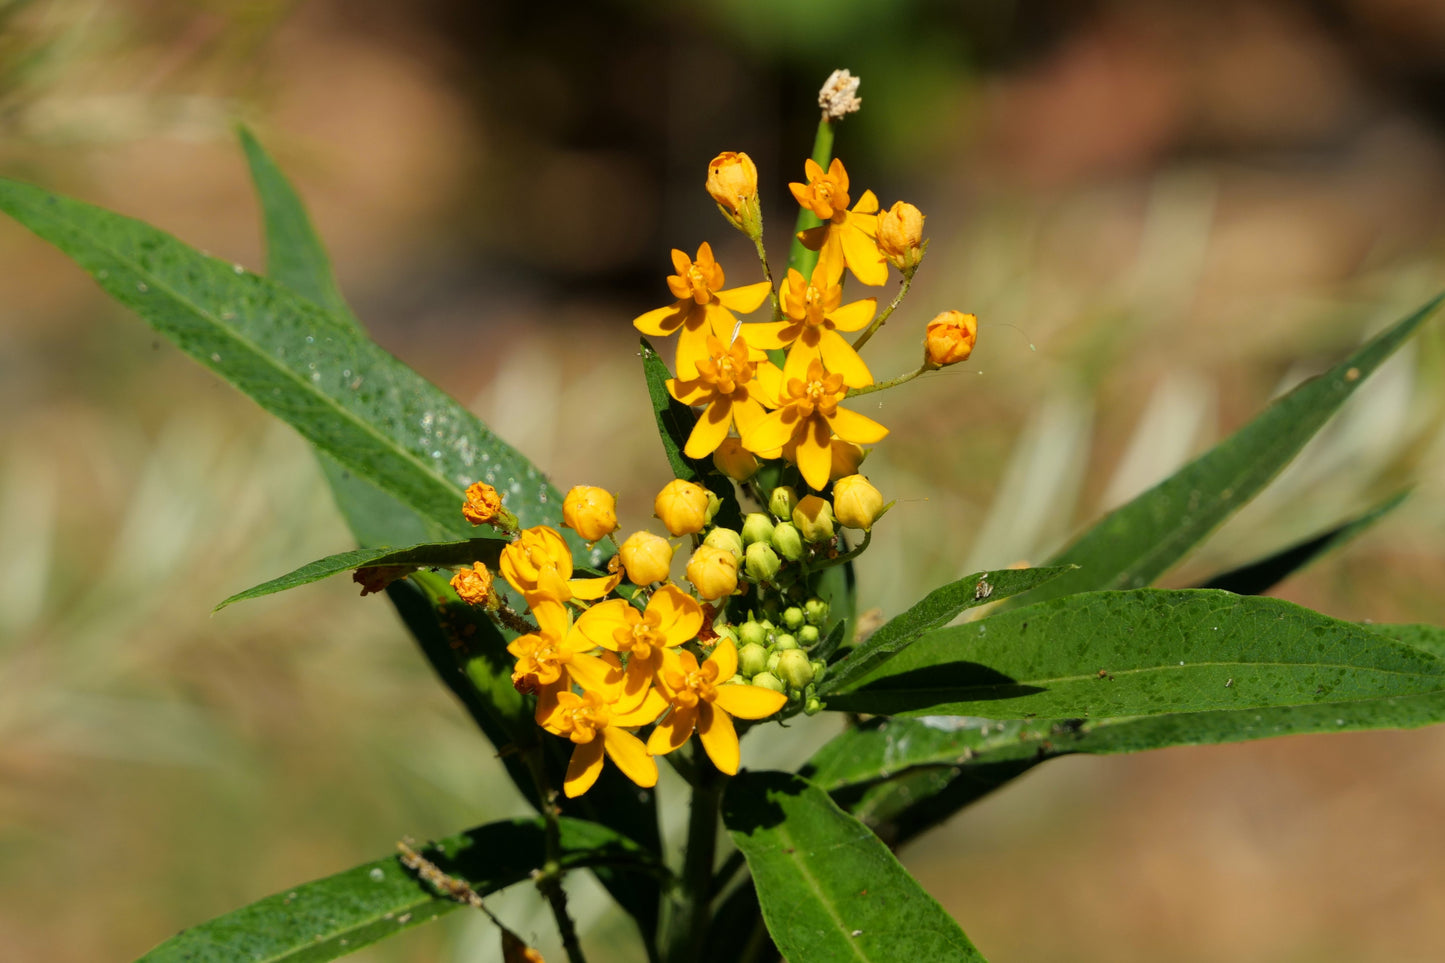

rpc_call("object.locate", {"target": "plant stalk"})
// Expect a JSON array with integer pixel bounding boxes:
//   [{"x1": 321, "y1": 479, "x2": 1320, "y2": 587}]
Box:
[{"x1": 661, "y1": 746, "x2": 726, "y2": 963}]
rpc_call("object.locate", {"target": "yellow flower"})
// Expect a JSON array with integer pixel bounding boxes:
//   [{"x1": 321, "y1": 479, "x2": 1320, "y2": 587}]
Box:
[
  {"x1": 654, "y1": 478, "x2": 711, "y2": 537},
  {"x1": 742, "y1": 359, "x2": 889, "y2": 491},
  {"x1": 706, "y1": 151, "x2": 761, "y2": 238},
  {"x1": 646, "y1": 637, "x2": 788, "y2": 774},
  {"x1": 562, "y1": 486, "x2": 618, "y2": 542},
  {"x1": 832, "y1": 474, "x2": 885, "y2": 531},
  {"x1": 711, "y1": 437, "x2": 759, "y2": 481},
  {"x1": 449, "y1": 561, "x2": 495, "y2": 606},
  {"x1": 686, "y1": 544, "x2": 738, "y2": 600},
  {"x1": 632, "y1": 243, "x2": 771, "y2": 380},
  {"x1": 790, "y1": 158, "x2": 887, "y2": 287},
  {"x1": 506, "y1": 600, "x2": 617, "y2": 701},
  {"x1": 500, "y1": 526, "x2": 616, "y2": 605},
  {"x1": 618, "y1": 530, "x2": 674, "y2": 585},
  {"x1": 745, "y1": 257, "x2": 875, "y2": 388},
  {"x1": 875, "y1": 201, "x2": 925, "y2": 271},
  {"x1": 539, "y1": 686, "x2": 668, "y2": 797},
  {"x1": 667, "y1": 335, "x2": 782, "y2": 459},
  {"x1": 924, "y1": 310, "x2": 978, "y2": 368},
  {"x1": 574, "y1": 584, "x2": 702, "y2": 702},
  {"x1": 462, "y1": 481, "x2": 502, "y2": 525}
]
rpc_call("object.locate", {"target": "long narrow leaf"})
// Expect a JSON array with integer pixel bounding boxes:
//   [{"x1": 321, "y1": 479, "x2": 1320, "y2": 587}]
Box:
[
  {"x1": 0, "y1": 177, "x2": 563, "y2": 541},
  {"x1": 1036, "y1": 293, "x2": 1441, "y2": 601},
  {"x1": 828, "y1": 590, "x2": 1445, "y2": 718},
  {"x1": 137, "y1": 817, "x2": 652, "y2": 963},
  {"x1": 723, "y1": 771, "x2": 986, "y2": 963}
]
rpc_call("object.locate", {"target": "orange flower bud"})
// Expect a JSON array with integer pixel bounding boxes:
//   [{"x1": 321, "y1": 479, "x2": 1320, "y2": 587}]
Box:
[
  {"x1": 832, "y1": 474, "x2": 886, "y2": 532},
  {"x1": 924, "y1": 311, "x2": 978, "y2": 368},
  {"x1": 706, "y1": 152, "x2": 762, "y2": 238},
  {"x1": 462, "y1": 481, "x2": 502, "y2": 525},
  {"x1": 654, "y1": 479, "x2": 711, "y2": 536},
  {"x1": 449, "y1": 561, "x2": 495, "y2": 606},
  {"x1": 876, "y1": 201, "x2": 925, "y2": 271},
  {"x1": 619, "y1": 530, "x2": 674, "y2": 585},
  {"x1": 712, "y1": 437, "x2": 760, "y2": 481},
  {"x1": 562, "y1": 485, "x2": 618, "y2": 542},
  {"x1": 686, "y1": 544, "x2": 738, "y2": 600}
]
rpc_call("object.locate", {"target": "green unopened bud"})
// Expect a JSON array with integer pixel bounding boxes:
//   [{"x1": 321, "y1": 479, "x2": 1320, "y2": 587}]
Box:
[
  {"x1": 704, "y1": 527, "x2": 744, "y2": 562},
  {"x1": 804, "y1": 696, "x2": 824, "y2": 715},
  {"x1": 774, "y1": 633, "x2": 799, "y2": 651},
  {"x1": 738, "y1": 620, "x2": 767, "y2": 647},
  {"x1": 714, "y1": 624, "x2": 739, "y2": 646},
  {"x1": 768, "y1": 485, "x2": 799, "y2": 520},
  {"x1": 744, "y1": 541, "x2": 782, "y2": 582},
  {"x1": 741, "y1": 512, "x2": 775, "y2": 545},
  {"x1": 792, "y1": 495, "x2": 835, "y2": 543},
  {"x1": 771, "y1": 521, "x2": 804, "y2": 561},
  {"x1": 738, "y1": 642, "x2": 769, "y2": 677},
  {"x1": 782, "y1": 606, "x2": 805, "y2": 631},
  {"x1": 776, "y1": 649, "x2": 815, "y2": 689},
  {"x1": 704, "y1": 490, "x2": 722, "y2": 525},
  {"x1": 766, "y1": 652, "x2": 782, "y2": 673},
  {"x1": 810, "y1": 659, "x2": 827, "y2": 682},
  {"x1": 798, "y1": 624, "x2": 820, "y2": 646},
  {"x1": 804, "y1": 597, "x2": 829, "y2": 626},
  {"x1": 751, "y1": 671, "x2": 785, "y2": 694}
]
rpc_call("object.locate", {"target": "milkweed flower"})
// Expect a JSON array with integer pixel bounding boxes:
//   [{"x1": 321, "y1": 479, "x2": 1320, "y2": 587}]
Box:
[
  {"x1": 876, "y1": 201, "x2": 925, "y2": 271},
  {"x1": 654, "y1": 479, "x2": 712, "y2": 536},
  {"x1": 500, "y1": 526, "x2": 616, "y2": 605},
  {"x1": 574, "y1": 584, "x2": 703, "y2": 702},
  {"x1": 745, "y1": 257, "x2": 875, "y2": 388},
  {"x1": 633, "y1": 243, "x2": 771, "y2": 379},
  {"x1": 832, "y1": 474, "x2": 886, "y2": 531},
  {"x1": 924, "y1": 310, "x2": 978, "y2": 368},
  {"x1": 742, "y1": 358, "x2": 889, "y2": 491},
  {"x1": 647, "y1": 637, "x2": 789, "y2": 775},
  {"x1": 562, "y1": 486, "x2": 618, "y2": 542},
  {"x1": 462, "y1": 481, "x2": 502, "y2": 525},
  {"x1": 449, "y1": 562, "x2": 495, "y2": 606},
  {"x1": 667, "y1": 335, "x2": 781, "y2": 459},
  {"x1": 618, "y1": 530, "x2": 674, "y2": 585},
  {"x1": 791, "y1": 158, "x2": 887, "y2": 287},
  {"x1": 711, "y1": 437, "x2": 759, "y2": 481},
  {"x1": 507, "y1": 600, "x2": 617, "y2": 700},
  {"x1": 706, "y1": 151, "x2": 761, "y2": 238},
  {"x1": 686, "y1": 544, "x2": 738, "y2": 600},
  {"x1": 540, "y1": 685, "x2": 668, "y2": 797}
]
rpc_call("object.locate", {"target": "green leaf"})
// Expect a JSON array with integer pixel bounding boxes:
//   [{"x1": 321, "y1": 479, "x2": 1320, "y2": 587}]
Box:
[
  {"x1": 818, "y1": 566, "x2": 1075, "y2": 696},
  {"x1": 1037, "y1": 293, "x2": 1442, "y2": 601},
  {"x1": 137, "y1": 816, "x2": 653, "y2": 963},
  {"x1": 0, "y1": 177, "x2": 572, "y2": 545},
  {"x1": 828, "y1": 590, "x2": 1445, "y2": 718},
  {"x1": 723, "y1": 771, "x2": 986, "y2": 963},
  {"x1": 1199, "y1": 490, "x2": 1409, "y2": 595},
  {"x1": 639, "y1": 336, "x2": 742, "y2": 530},
  {"x1": 215, "y1": 537, "x2": 507, "y2": 610}
]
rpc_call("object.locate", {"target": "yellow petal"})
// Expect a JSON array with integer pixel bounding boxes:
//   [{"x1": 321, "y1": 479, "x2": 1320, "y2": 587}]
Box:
[
  {"x1": 818, "y1": 330, "x2": 873, "y2": 388},
  {"x1": 575, "y1": 599, "x2": 633, "y2": 650},
  {"x1": 670, "y1": 248, "x2": 692, "y2": 276},
  {"x1": 634, "y1": 301, "x2": 689, "y2": 336},
  {"x1": 668, "y1": 378, "x2": 711, "y2": 406},
  {"x1": 796, "y1": 224, "x2": 829, "y2": 252},
  {"x1": 614, "y1": 686, "x2": 669, "y2": 727},
  {"x1": 716, "y1": 280, "x2": 772, "y2": 314},
  {"x1": 741, "y1": 408, "x2": 798, "y2": 455},
  {"x1": 564, "y1": 739, "x2": 605, "y2": 797},
  {"x1": 732, "y1": 397, "x2": 768, "y2": 437},
  {"x1": 602, "y1": 728, "x2": 659, "y2": 788},
  {"x1": 782, "y1": 331, "x2": 823, "y2": 386},
  {"x1": 828, "y1": 406, "x2": 890, "y2": 445},
  {"x1": 531, "y1": 600, "x2": 571, "y2": 640},
  {"x1": 738, "y1": 320, "x2": 797, "y2": 351},
  {"x1": 854, "y1": 189, "x2": 880, "y2": 214},
  {"x1": 795, "y1": 416, "x2": 834, "y2": 491},
  {"x1": 684, "y1": 399, "x2": 734, "y2": 459},
  {"x1": 675, "y1": 320, "x2": 714, "y2": 380},
  {"x1": 708, "y1": 636, "x2": 738, "y2": 679},
  {"x1": 840, "y1": 221, "x2": 887, "y2": 286},
  {"x1": 569, "y1": 573, "x2": 618, "y2": 601},
  {"x1": 646, "y1": 703, "x2": 697, "y2": 757},
  {"x1": 827, "y1": 298, "x2": 876, "y2": 333},
  {"x1": 568, "y1": 652, "x2": 621, "y2": 695},
  {"x1": 714, "y1": 684, "x2": 789, "y2": 720},
  {"x1": 697, "y1": 703, "x2": 740, "y2": 775},
  {"x1": 751, "y1": 362, "x2": 783, "y2": 406},
  {"x1": 650, "y1": 584, "x2": 704, "y2": 647}
]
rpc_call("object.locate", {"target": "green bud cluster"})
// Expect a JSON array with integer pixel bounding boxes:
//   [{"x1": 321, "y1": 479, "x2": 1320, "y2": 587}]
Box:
[{"x1": 728, "y1": 595, "x2": 830, "y2": 706}]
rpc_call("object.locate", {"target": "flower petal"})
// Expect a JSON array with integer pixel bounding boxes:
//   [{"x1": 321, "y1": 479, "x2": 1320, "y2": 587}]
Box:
[
  {"x1": 827, "y1": 298, "x2": 876, "y2": 333},
  {"x1": 602, "y1": 728, "x2": 659, "y2": 788},
  {"x1": 684, "y1": 399, "x2": 734, "y2": 459},
  {"x1": 574, "y1": 599, "x2": 633, "y2": 650},
  {"x1": 828, "y1": 406, "x2": 890, "y2": 445},
  {"x1": 819, "y1": 330, "x2": 873, "y2": 388},
  {"x1": 854, "y1": 189, "x2": 880, "y2": 214},
  {"x1": 708, "y1": 636, "x2": 738, "y2": 680},
  {"x1": 668, "y1": 377, "x2": 712, "y2": 406},
  {"x1": 795, "y1": 415, "x2": 834, "y2": 491},
  {"x1": 732, "y1": 397, "x2": 768, "y2": 438},
  {"x1": 781, "y1": 329, "x2": 823, "y2": 386},
  {"x1": 714, "y1": 683, "x2": 788, "y2": 720},
  {"x1": 841, "y1": 220, "x2": 887, "y2": 286},
  {"x1": 741, "y1": 408, "x2": 798, "y2": 455},
  {"x1": 738, "y1": 320, "x2": 797, "y2": 351},
  {"x1": 569, "y1": 573, "x2": 619, "y2": 601},
  {"x1": 563, "y1": 739, "x2": 605, "y2": 798},
  {"x1": 634, "y1": 301, "x2": 689, "y2": 336},
  {"x1": 568, "y1": 652, "x2": 622, "y2": 695},
  {"x1": 716, "y1": 281, "x2": 772, "y2": 314},
  {"x1": 614, "y1": 686, "x2": 669, "y2": 726},
  {"x1": 697, "y1": 703, "x2": 740, "y2": 775},
  {"x1": 646, "y1": 703, "x2": 697, "y2": 757},
  {"x1": 650, "y1": 585, "x2": 703, "y2": 646}
]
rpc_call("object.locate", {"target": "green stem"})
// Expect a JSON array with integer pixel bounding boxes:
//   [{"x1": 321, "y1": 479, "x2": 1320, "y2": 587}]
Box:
[
  {"x1": 851, "y1": 261, "x2": 920, "y2": 353},
  {"x1": 752, "y1": 233, "x2": 780, "y2": 322},
  {"x1": 786, "y1": 118, "x2": 835, "y2": 279},
  {"x1": 526, "y1": 751, "x2": 590, "y2": 963},
  {"x1": 846, "y1": 365, "x2": 928, "y2": 399},
  {"x1": 661, "y1": 746, "x2": 726, "y2": 963}
]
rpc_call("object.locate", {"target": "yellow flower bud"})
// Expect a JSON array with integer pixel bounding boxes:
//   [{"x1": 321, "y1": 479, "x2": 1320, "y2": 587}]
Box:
[
  {"x1": 449, "y1": 562, "x2": 495, "y2": 606},
  {"x1": 619, "y1": 530, "x2": 674, "y2": 585},
  {"x1": 712, "y1": 436, "x2": 760, "y2": 481},
  {"x1": 704, "y1": 527, "x2": 745, "y2": 562},
  {"x1": 686, "y1": 544, "x2": 739, "y2": 600},
  {"x1": 792, "y1": 495, "x2": 835, "y2": 543},
  {"x1": 832, "y1": 474, "x2": 885, "y2": 532},
  {"x1": 876, "y1": 201, "x2": 925, "y2": 271},
  {"x1": 828, "y1": 440, "x2": 866, "y2": 481},
  {"x1": 462, "y1": 481, "x2": 502, "y2": 525},
  {"x1": 924, "y1": 311, "x2": 978, "y2": 368},
  {"x1": 706, "y1": 151, "x2": 762, "y2": 239},
  {"x1": 561, "y1": 485, "x2": 618, "y2": 542},
  {"x1": 654, "y1": 479, "x2": 711, "y2": 536}
]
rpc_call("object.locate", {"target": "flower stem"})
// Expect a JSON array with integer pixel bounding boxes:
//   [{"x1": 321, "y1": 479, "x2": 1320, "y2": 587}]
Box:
[
  {"x1": 851, "y1": 260, "x2": 920, "y2": 353},
  {"x1": 661, "y1": 746, "x2": 726, "y2": 963},
  {"x1": 752, "y1": 233, "x2": 780, "y2": 322},
  {"x1": 846, "y1": 365, "x2": 927, "y2": 398},
  {"x1": 786, "y1": 119, "x2": 834, "y2": 279},
  {"x1": 525, "y1": 750, "x2": 590, "y2": 963}
]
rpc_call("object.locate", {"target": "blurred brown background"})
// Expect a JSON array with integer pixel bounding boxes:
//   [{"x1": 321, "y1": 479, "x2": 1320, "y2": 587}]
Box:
[{"x1": 3, "y1": 1, "x2": 1445, "y2": 960}]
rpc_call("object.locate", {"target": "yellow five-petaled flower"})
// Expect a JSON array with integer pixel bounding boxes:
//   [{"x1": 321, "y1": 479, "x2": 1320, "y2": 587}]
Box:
[
  {"x1": 746, "y1": 256, "x2": 875, "y2": 388},
  {"x1": 633, "y1": 243, "x2": 771, "y2": 380},
  {"x1": 667, "y1": 334, "x2": 781, "y2": 459},
  {"x1": 791, "y1": 158, "x2": 887, "y2": 287},
  {"x1": 540, "y1": 685, "x2": 668, "y2": 798},
  {"x1": 573, "y1": 584, "x2": 703, "y2": 703}
]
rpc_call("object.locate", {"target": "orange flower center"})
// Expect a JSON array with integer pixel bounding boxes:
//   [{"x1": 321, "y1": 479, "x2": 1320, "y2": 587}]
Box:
[
  {"x1": 784, "y1": 366, "x2": 846, "y2": 419},
  {"x1": 554, "y1": 693, "x2": 608, "y2": 744},
  {"x1": 615, "y1": 612, "x2": 666, "y2": 660}
]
